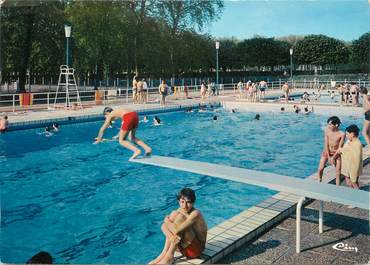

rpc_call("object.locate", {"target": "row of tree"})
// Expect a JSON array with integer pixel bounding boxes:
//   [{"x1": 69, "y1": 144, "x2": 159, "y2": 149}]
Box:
[{"x1": 1, "y1": 0, "x2": 369, "y2": 92}]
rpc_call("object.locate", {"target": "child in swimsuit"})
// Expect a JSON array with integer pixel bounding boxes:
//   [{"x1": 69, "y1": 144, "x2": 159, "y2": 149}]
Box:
[
  {"x1": 150, "y1": 188, "x2": 207, "y2": 264},
  {"x1": 338, "y1": 125, "x2": 362, "y2": 189},
  {"x1": 317, "y1": 116, "x2": 345, "y2": 185}
]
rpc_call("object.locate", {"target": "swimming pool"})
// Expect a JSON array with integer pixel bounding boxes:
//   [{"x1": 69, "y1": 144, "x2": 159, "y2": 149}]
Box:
[{"x1": 0, "y1": 108, "x2": 363, "y2": 263}]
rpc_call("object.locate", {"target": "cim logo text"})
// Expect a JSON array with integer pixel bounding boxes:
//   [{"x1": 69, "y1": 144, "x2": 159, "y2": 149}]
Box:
[{"x1": 332, "y1": 242, "x2": 358, "y2": 253}]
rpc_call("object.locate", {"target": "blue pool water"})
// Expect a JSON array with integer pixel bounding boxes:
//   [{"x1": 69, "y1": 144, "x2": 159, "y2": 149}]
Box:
[{"x1": 0, "y1": 108, "x2": 363, "y2": 263}]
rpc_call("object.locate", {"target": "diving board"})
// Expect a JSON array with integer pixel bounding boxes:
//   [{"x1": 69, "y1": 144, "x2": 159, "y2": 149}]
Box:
[
  {"x1": 131, "y1": 155, "x2": 369, "y2": 210},
  {"x1": 131, "y1": 155, "x2": 369, "y2": 254}
]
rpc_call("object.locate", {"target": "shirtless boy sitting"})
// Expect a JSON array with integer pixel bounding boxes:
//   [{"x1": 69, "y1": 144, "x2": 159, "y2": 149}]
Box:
[
  {"x1": 317, "y1": 116, "x2": 345, "y2": 185},
  {"x1": 150, "y1": 188, "x2": 207, "y2": 264}
]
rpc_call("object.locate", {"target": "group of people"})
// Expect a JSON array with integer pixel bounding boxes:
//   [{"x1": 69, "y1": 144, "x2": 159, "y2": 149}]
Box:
[
  {"x1": 200, "y1": 81, "x2": 217, "y2": 103},
  {"x1": 133, "y1": 77, "x2": 194, "y2": 107},
  {"x1": 132, "y1": 76, "x2": 149, "y2": 104},
  {"x1": 315, "y1": 85, "x2": 370, "y2": 189},
  {"x1": 299, "y1": 82, "x2": 362, "y2": 106},
  {"x1": 291, "y1": 105, "x2": 313, "y2": 114},
  {"x1": 43, "y1": 123, "x2": 59, "y2": 136},
  {"x1": 338, "y1": 82, "x2": 361, "y2": 106},
  {"x1": 317, "y1": 116, "x2": 362, "y2": 189},
  {"x1": 237, "y1": 80, "x2": 268, "y2": 101}
]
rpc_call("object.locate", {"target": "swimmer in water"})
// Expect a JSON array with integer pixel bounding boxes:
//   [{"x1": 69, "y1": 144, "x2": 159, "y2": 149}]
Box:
[{"x1": 154, "y1": 116, "x2": 162, "y2": 126}]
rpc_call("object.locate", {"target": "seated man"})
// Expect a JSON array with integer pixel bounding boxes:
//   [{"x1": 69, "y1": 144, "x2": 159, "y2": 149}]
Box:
[{"x1": 150, "y1": 188, "x2": 207, "y2": 264}]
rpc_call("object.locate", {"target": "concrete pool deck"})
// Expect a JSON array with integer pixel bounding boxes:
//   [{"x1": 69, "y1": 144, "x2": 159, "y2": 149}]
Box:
[
  {"x1": 220, "y1": 167, "x2": 369, "y2": 265},
  {"x1": 2, "y1": 93, "x2": 369, "y2": 264}
]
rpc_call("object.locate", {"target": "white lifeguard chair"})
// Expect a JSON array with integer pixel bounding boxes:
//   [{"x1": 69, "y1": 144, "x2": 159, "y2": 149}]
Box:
[{"x1": 53, "y1": 65, "x2": 82, "y2": 109}]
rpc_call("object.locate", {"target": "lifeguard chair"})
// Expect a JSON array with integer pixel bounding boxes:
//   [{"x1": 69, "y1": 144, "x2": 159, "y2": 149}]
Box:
[{"x1": 53, "y1": 65, "x2": 82, "y2": 109}]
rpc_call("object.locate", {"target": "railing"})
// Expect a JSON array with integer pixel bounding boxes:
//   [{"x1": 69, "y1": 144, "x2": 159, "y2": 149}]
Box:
[
  {"x1": 0, "y1": 84, "x2": 234, "y2": 112},
  {"x1": 1, "y1": 80, "x2": 369, "y2": 112}
]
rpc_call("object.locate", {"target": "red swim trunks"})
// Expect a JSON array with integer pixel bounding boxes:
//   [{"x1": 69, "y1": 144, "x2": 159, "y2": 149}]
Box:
[
  {"x1": 179, "y1": 237, "x2": 203, "y2": 259},
  {"x1": 121, "y1": 112, "x2": 139, "y2": 131},
  {"x1": 321, "y1": 150, "x2": 336, "y2": 159}
]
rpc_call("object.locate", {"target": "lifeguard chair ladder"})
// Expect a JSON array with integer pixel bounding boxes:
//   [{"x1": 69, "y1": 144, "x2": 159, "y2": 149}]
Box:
[{"x1": 53, "y1": 65, "x2": 83, "y2": 109}]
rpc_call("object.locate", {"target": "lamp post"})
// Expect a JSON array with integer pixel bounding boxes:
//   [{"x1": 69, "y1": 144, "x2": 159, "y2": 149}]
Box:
[
  {"x1": 64, "y1": 25, "x2": 71, "y2": 67},
  {"x1": 289, "y1": 48, "x2": 293, "y2": 80},
  {"x1": 216, "y1": 41, "x2": 220, "y2": 85}
]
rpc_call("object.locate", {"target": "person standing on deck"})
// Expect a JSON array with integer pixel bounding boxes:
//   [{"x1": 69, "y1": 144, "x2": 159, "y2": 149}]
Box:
[
  {"x1": 132, "y1": 76, "x2": 139, "y2": 104},
  {"x1": 159, "y1": 80, "x2": 169, "y2": 106},
  {"x1": 360, "y1": 86, "x2": 370, "y2": 154},
  {"x1": 338, "y1": 125, "x2": 363, "y2": 189},
  {"x1": 281, "y1": 82, "x2": 290, "y2": 103}
]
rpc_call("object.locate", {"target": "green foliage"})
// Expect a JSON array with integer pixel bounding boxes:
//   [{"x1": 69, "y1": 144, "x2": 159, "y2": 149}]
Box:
[
  {"x1": 66, "y1": 1, "x2": 128, "y2": 79},
  {"x1": 154, "y1": 0, "x2": 223, "y2": 76},
  {"x1": 1, "y1": 0, "x2": 66, "y2": 91},
  {"x1": 294, "y1": 35, "x2": 350, "y2": 66},
  {"x1": 218, "y1": 38, "x2": 239, "y2": 71},
  {"x1": 350, "y1": 32, "x2": 370, "y2": 65},
  {"x1": 236, "y1": 37, "x2": 290, "y2": 69},
  {"x1": 1, "y1": 0, "x2": 368, "y2": 87}
]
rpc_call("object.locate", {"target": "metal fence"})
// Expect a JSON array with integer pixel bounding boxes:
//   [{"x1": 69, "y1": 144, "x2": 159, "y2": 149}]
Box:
[
  {"x1": 2, "y1": 75, "x2": 369, "y2": 94},
  {"x1": 1, "y1": 79, "x2": 369, "y2": 112}
]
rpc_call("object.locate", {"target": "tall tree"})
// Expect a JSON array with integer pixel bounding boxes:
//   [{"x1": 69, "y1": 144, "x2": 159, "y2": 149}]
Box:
[
  {"x1": 218, "y1": 38, "x2": 239, "y2": 71},
  {"x1": 122, "y1": 0, "x2": 156, "y2": 76},
  {"x1": 155, "y1": 0, "x2": 223, "y2": 79},
  {"x1": 1, "y1": 0, "x2": 65, "y2": 92},
  {"x1": 66, "y1": 1, "x2": 127, "y2": 87},
  {"x1": 350, "y1": 32, "x2": 370, "y2": 72},
  {"x1": 237, "y1": 37, "x2": 289, "y2": 70},
  {"x1": 178, "y1": 31, "x2": 214, "y2": 76},
  {"x1": 294, "y1": 34, "x2": 350, "y2": 66}
]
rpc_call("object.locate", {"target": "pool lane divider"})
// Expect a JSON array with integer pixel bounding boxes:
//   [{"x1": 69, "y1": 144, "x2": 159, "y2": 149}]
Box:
[{"x1": 130, "y1": 155, "x2": 369, "y2": 264}]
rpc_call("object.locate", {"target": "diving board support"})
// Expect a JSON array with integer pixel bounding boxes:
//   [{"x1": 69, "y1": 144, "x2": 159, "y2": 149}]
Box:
[
  {"x1": 296, "y1": 197, "x2": 305, "y2": 253},
  {"x1": 319, "y1": 201, "x2": 323, "y2": 234},
  {"x1": 296, "y1": 198, "x2": 323, "y2": 253}
]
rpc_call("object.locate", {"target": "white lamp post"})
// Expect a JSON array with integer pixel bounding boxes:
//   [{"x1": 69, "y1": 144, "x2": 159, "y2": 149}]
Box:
[
  {"x1": 216, "y1": 41, "x2": 220, "y2": 85},
  {"x1": 289, "y1": 48, "x2": 293, "y2": 80},
  {"x1": 64, "y1": 25, "x2": 72, "y2": 66}
]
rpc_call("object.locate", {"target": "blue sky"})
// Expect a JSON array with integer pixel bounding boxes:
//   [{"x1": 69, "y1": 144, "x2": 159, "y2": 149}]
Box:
[{"x1": 205, "y1": 0, "x2": 370, "y2": 41}]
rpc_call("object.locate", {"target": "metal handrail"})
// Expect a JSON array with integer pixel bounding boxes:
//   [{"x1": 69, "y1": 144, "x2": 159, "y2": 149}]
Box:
[{"x1": 1, "y1": 80, "x2": 369, "y2": 112}]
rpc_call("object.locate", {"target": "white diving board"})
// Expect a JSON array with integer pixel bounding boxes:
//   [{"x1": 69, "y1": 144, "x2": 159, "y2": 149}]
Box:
[
  {"x1": 131, "y1": 155, "x2": 369, "y2": 210},
  {"x1": 131, "y1": 155, "x2": 369, "y2": 253}
]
